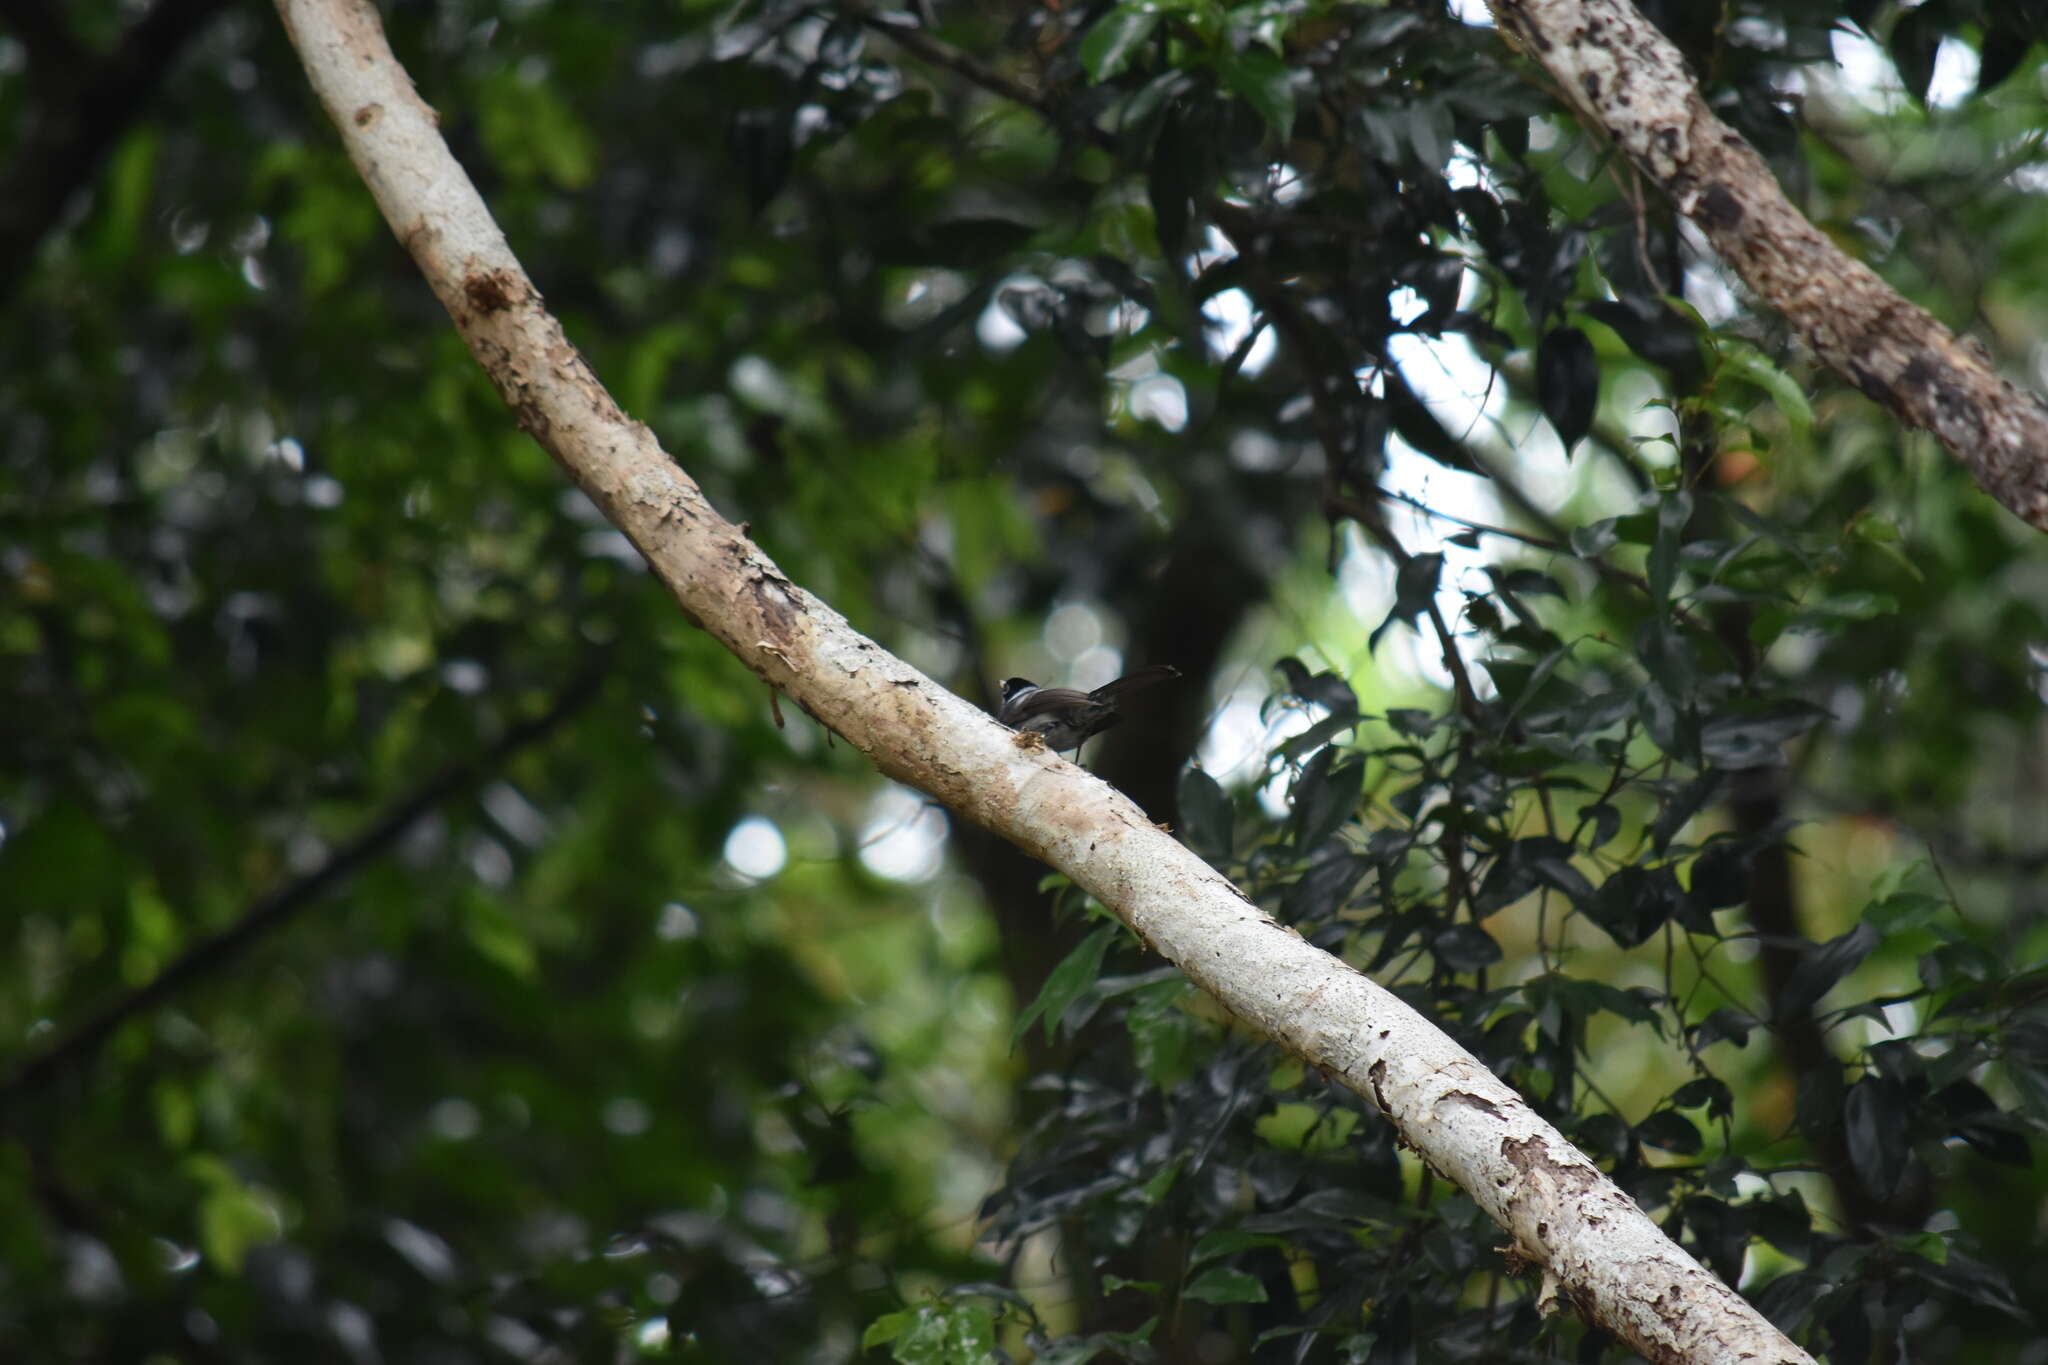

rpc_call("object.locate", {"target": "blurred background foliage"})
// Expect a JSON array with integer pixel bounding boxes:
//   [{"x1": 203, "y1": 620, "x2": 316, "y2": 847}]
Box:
[{"x1": 5, "y1": 0, "x2": 2048, "y2": 1360}]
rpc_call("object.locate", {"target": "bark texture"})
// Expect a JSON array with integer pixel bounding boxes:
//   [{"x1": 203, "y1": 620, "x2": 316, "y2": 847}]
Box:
[
  {"x1": 273, "y1": 2, "x2": 1819, "y2": 1359},
  {"x1": 1490, "y1": 0, "x2": 2048, "y2": 531}
]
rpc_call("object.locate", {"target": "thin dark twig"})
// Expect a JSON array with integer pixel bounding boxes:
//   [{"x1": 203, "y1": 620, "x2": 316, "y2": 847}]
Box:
[
  {"x1": 842, "y1": 2, "x2": 1108, "y2": 147},
  {"x1": 0, "y1": 661, "x2": 608, "y2": 1117},
  {"x1": 1382, "y1": 488, "x2": 1570, "y2": 553}
]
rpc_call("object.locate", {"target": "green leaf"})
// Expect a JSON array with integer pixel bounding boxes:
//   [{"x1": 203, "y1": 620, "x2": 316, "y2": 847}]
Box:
[
  {"x1": 1698, "y1": 698, "x2": 1829, "y2": 768},
  {"x1": 1716, "y1": 340, "x2": 1813, "y2": 442},
  {"x1": 1672, "y1": 1077, "x2": 1733, "y2": 1117},
  {"x1": 1080, "y1": 7, "x2": 1160, "y2": 83},
  {"x1": 1582, "y1": 294, "x2": 1705, "y2": 389},
  {"x1": 1273, "y1": 709, "x2": 1364, "y2": 761},
  {"x1": 1101, "y1": 1274, "x2": 1162, "y2": 1293},
  {"x1": 1570, "y1": 518, "x2": 1619, "y2": 558},
  {"x1": 1190, "y1": 1229, "x2": 1287, "y2": 1266},
  {"x1": 1142, "y1": 1157, "x2": 1183, "y2": 1202},
  {"x1": 1127, "y1": 980, "x2": 1197, "y2": 1087},
  {"x1": 1371, "y1": 552, "x2": 1445, "y2": 652},
  {"x1": 153, "y1": 1081, "x2": 196, "y2": 1149},
  {"x1": 1525, "y1": 972, "x2": 1660, "y2": 1028},
  {"x1": 1272, "y1": 657, "x2": 1359, "y2": 716},
  {"x1": 476, "y1": 69, "x2": 597, "y2": 189},
  {"x1": 1148, "y1": 103, "x2": 1195, "y2": 258},
  {"x1": 1778, "y1": 922, "x2": 1880, "y2": 1020},
  {"x1": 464, "y1": 892, "x2": 538, "y2": 980},
  {"x1": 1288, "y1": 750, "x2": 1362, "y2": 851},
  {"x1": 1536, "y1": 324, "x2": 1599, "y2": 453},
  {"x1": 1648, "y1": 490, "x2": 1693, "y2": 605},
  {"x1": 1634, "y1": 1108, "x2": 1701, "y2": 1154},
  {"x1": 1184, "y1": 1265, "x2": 1269, "y2": 1304},
  {"x1": 94, "y1": 129, "x2": 161, "y2": 268},
  {"x1": 1844, "y1": 1077, "x2": 1910, "y2": 1198},
  {"x1": 1849, "y1": 516, "x2": 1926, "y2": 581},
  {"x1": 122, "y1": 880, "x2": 181, "y2": 985},
  {"x1": 187, "y1": 1156, "x2": 280, "y2": 1274},
  {"x1": 1889, "y1": 4, "x2": 1942, "y2": 104},
  {"x1": 1867, "y1": 893, "x2": 1949, "y2": 935},
  {"x1": 1583, "y1": 865, "x2": 1682, "y2": 948},
  {"x1": 1580, "y1": 802, "x2": 1622, "y2": 849},
  {"x1": 1692, "y1": 1007, "x2": 1755, "y2": 1049},
  {"x1": 866, "y1": 1303, "x2": 1000, "y2": 1365},
  {"x1": 1221, "y1": 49, "x2": 1296, "y2": 141},
  {"x1": 865, "y1": 1310, "x2": 914, "y2": 1349},
  {"x1": 1014, "y1": 923, "x2": 1117, "y2": 1046},
  {"x1": 1432, "y1": 922, "x2": 1503, "y2": 971},
  {"x1": 1178, "y1": 766, "x2": 1234, "y2": 860},
  {"x1": 1384, "y1": 707, "x2": 1437, "y2": 736},
  {"x1": 1686, "y1": 841, "x2": 1750, "y2": 914},
  {"x1": 1281, "y1": 853, "x2": 1369, "y2": 923}
]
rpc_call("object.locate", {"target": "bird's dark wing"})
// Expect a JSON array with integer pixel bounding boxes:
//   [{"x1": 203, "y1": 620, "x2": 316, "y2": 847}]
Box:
[{"x1": 1002, "y1": 686, "x2": 1095, "y2": 728}]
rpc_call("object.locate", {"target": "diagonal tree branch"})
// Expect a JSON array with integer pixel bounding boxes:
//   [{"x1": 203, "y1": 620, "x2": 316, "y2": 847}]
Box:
[
  {"x1": 267, "y1": 2, "x2": 1817, "y2": 1360},
  {"x1": 0, "y1": 661, "x2": 606, "y2": 1117},
  {"x1": 1487, "y1": 0, "x2": 2048, "y2": 531}
]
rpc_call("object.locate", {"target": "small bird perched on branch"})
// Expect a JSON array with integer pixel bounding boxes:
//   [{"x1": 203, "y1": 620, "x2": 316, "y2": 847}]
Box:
[{"x1": 995, "y1": 665, "x2": 1180, "y2": 761}]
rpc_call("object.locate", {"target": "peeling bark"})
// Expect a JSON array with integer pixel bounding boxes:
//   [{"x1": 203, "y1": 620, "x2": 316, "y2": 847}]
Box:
[
  {"x1": 273, "y1": 2, "x2": 1819, "y2": 1359},
  {"x1": 1489, "y1": 0, "x2": 2048, "y2": 531}
]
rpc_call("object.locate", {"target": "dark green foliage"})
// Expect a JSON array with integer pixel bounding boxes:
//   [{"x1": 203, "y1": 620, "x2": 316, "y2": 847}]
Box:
[
  {"x1": 6, "y1": 0, "x2": 2048, "y2": 1362},
  {"x1": 1536, "y1": 325, "x2": 1599, "y2": 454}
]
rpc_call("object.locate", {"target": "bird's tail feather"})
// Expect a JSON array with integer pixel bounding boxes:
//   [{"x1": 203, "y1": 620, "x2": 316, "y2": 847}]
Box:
[{"x1": 1088, "y1": 664, "x2": 1180, "y2": 702}]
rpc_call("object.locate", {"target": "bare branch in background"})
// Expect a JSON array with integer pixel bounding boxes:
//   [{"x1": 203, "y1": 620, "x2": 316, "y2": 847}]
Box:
[{"x1": 1489, "y1": 0, "x2": 2048, "y2": 530}]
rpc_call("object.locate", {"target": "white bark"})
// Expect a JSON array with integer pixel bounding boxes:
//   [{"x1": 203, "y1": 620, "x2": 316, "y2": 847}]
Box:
[
  {"x1": 273, "y1": 3, "x2": 1817, "y2": 1360},
  {"x1": 1489, "y1": 0, "x2": 2048, "y2": 531}
]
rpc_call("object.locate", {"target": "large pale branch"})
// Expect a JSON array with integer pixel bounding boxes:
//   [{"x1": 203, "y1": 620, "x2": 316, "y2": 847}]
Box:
[
  {"x1": 272, "y1": 2, "x2": 1815, "y2": 1360},
  {"x1": 1489, "y1": 0, "x2": 2048, "y2": 530}
]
